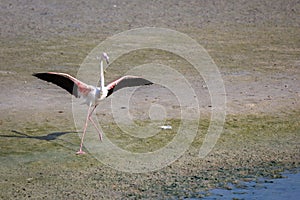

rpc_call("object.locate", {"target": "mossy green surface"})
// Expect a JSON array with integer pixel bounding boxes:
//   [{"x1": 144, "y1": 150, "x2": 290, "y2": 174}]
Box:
[{"x1": 1, "y1": 111, "x2": 299, "y2": 198}]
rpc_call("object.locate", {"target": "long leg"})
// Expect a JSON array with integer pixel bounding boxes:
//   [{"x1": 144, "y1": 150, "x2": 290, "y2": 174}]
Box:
[
  {"x1": 89, "y1": 117, "x2": 103, "y2": 141},
  {"x1": 88, "y1": 105, "x2": 103, "y2": 141},
  {"x1": 76, "y1": 105, "x2": 93, "y2": 155}
]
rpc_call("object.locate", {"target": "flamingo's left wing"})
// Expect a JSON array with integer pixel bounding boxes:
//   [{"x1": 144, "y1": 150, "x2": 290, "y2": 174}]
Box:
[
  {"x1": 106, "y1": 75, "x2": 153, "y2": 97},
  {"x1": 33, "y1": 72, "x2": 91, "y2": 98}
]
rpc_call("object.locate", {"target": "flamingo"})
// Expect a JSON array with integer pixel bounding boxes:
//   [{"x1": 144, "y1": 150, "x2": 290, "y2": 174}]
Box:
[{"x1": 33, "y1": 52, "x2": 153, "y2": 154}]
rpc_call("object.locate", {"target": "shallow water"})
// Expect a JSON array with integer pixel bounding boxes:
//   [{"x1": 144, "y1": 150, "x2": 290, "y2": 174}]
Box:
[{"x1": 201, "y1": 170, "x2": 300, "y2": 200}]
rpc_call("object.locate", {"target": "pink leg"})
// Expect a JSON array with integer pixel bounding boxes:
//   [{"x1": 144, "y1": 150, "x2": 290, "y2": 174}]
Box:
[
  {"x1": 76, "y1": 105, "x2": 92, "y2": 155},
  {"x1": 87, "y1": 105, "x2": 103, "y2": 141},
  {"x1": 89, "y1": 117, "x2": 103, "y2": 141}
]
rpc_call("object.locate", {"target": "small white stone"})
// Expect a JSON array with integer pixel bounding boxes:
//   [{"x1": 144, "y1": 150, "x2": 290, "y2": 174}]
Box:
[{"x1": 159, "y1": 125, "x2": 172, "y2": 130}]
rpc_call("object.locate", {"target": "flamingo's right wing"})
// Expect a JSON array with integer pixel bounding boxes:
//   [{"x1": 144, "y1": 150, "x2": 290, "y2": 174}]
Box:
[
  {"x1": 106, "y1": 75, "x2": 153, "y2": 97},
  {"x1": 33, "y1": 72, "x2": 92, "y2": 98}
]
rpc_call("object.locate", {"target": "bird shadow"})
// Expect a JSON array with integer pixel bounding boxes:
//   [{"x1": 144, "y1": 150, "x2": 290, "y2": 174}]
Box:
[
  {"x1": 0, "y1": 130, "x2": 78, "y2": 141},
  {"x1": 0, "y1": 130, "x2": 80, "y2": 153}
]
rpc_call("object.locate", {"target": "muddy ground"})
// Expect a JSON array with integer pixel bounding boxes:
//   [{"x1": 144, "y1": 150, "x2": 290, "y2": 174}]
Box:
[{"x1": 1, "y1": 0, "x2": 300, "y2": 199}]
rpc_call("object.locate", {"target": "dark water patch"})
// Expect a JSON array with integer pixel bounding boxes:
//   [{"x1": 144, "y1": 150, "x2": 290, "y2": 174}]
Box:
[{"x1": 199, "y1": 169, "x2": 300, "y2": 200}]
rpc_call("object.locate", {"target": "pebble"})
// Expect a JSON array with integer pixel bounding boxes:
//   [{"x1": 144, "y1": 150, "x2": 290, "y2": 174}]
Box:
[{"x1": 159, "y1": 125, "x2": 172, "y2": 130}]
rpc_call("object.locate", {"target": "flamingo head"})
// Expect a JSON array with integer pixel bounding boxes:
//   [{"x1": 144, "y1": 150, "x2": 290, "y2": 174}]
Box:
[
  {"x1": 102, "y1": 52, "x2": 109, "y2": 64},
  {"x1": 97, "y1": 52, "x2": 109, "y2": 65}
]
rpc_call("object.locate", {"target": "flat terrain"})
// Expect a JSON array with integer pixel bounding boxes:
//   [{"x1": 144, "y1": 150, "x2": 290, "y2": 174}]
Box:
[{"x1": 1, "y1": 0, "x2": 299, "y2": 198}]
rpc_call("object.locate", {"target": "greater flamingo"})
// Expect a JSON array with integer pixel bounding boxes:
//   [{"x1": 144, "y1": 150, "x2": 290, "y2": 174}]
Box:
[{"x1": 33, "y1": 52, "x2": 153, "y2": 154}]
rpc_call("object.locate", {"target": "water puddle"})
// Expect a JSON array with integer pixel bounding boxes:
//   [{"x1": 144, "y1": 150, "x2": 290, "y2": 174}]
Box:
[{"x1": 201, "y1": 170, "x2": 300, "y2": 200}]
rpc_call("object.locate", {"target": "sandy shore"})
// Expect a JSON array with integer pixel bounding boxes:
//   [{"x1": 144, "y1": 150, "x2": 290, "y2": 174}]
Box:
[{"x1": 1, "y1": 0, "x2": 299, "y2": 198}]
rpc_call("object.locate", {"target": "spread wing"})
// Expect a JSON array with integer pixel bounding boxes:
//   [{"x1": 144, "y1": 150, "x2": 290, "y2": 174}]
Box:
[
  {"x1": 33, "y1": 72, "x2": 92, "y2": 98},
  {"x1": 106, "y1": 75, "x2": 153, "y2": 97}
]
